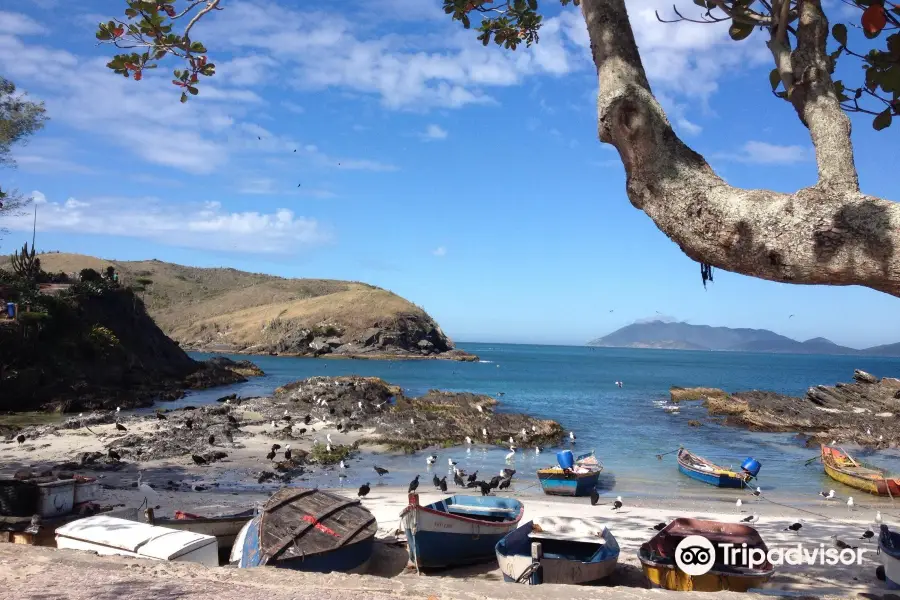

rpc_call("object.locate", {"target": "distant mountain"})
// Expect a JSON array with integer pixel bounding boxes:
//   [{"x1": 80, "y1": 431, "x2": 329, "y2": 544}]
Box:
[{"x1": 587, "y1": 320, "x2": 900, "y2": 356}]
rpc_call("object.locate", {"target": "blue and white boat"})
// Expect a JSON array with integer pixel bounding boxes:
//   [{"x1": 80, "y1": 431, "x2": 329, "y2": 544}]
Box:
[
  {"x1": 880, "y1": 524, "x2": 900, "y2": 589},
  {"x1": 536, "y1": 451, "x2": 602, "y2": 497},
  {"x1": 400, "y1": 493, "x2": 524, "y2": 569},
  {"x1": 496, "y1": 516, "x2": 620, "y2": 585},
  {"x1": 676, "y1": 448, "x2": 757, "y2": 489}
]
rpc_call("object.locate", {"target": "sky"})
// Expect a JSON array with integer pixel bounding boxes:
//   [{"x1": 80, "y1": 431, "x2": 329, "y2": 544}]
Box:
[{"x1": 0, "y1": 0, "x2": 898, "y2": 349}]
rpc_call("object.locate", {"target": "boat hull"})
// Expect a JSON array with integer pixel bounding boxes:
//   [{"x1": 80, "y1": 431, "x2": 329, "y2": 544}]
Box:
[
  {"x1": 150, "y1": 512, "x2": 253, "y2": 550},
  {"x1": 536, "y1": 470, "x2": 600, "y2": 497},
  {"x1": 639, "y1": 558, "x2": 771, "y2": 592},
  {"x1": 880, "y1": 525, "x2": 900, "y2": 590},
  {"x1": 677, "y1": 448, "x2": 748, "y2": 489},
  {"x1": 401, "y1": 495, "x2": 523, "y2": 569},
  {"x1": 821, "y1": 445, "x2": 900, "y2": 496}
]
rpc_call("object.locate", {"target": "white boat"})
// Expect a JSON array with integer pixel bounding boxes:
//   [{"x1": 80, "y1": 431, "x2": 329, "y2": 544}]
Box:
[
  {"x1": 496, "y1": 516, "x2": 620, "y2": 585},
  {"x1": 55, "y1": 515, "x2": 218, "y2": 567},
  {"x1": 147, "y1": 509, "x2": 255, "y2": 551}
]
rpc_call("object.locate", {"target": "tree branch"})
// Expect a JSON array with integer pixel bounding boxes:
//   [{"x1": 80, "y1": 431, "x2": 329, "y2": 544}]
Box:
[
  {"x1": 183, "y1": 0, "x2": 221, "y2": 44},
  {"x1": 789, "y1": 0, "x2": 859, "y2": 193},
  {"x1": 767, "y1": 0, "x2": 795, "y2": 97},
  {"x1": 581, "y1": 0, "x2": 900, "y2": 298}
]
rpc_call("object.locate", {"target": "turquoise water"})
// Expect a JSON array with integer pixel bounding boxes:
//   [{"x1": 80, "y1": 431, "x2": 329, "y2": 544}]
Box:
[{"x1": 178, "y1": 344, "x2": 900, "y2": 505}]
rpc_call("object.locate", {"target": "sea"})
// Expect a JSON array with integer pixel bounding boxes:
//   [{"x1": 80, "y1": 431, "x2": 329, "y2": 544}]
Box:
[{"x1": 176, "y1": 343, "x2": 900, "y2": 507}]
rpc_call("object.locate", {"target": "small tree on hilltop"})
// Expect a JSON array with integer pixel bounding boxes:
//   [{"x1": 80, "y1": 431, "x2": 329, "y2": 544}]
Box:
[{"x1": 11, "y1": 242, "x2": 40, "y2": 282}]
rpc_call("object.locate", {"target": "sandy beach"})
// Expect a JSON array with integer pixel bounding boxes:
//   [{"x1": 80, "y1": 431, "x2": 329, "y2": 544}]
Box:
[{"x1": 2, "y1": 410, "x2": 898, "y2": 599}]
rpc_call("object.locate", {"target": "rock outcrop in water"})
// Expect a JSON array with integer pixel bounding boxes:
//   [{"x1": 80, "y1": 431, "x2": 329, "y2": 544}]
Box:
[{"x1": 694, "y1": 370, "x2": 900, "y2": 448}]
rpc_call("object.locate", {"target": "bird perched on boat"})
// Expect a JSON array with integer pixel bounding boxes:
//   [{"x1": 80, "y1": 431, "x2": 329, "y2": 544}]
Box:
[
  {"x1": 448, "y1": 458, "x2": 457, "y2": 468},
  {"x1": 432, "y1": 474, "x2": 441, "y2": 488},
  {"x1": 832, "y1": 536, "x2": 857, "y2": 550},
  {"x1": 569, "y1": 431, "x2": 576, "y2": 443},
  {"x1": 358, "y1": 483, "x2": 370, "y2": 498},
  {"x1": 373, "y1": 465, "x2": 389, "y2": 477},
  {"x1": 489, "y1": 475, "x2": 502, "y2": 489},
  {"x1": 426, "y1": 454, "x2": 437, "y2": 466},
  {"x1": 819, "y1": 489, "x2": 835, "y2": 499},
  {"x1": 16, "y1": 434, "x2": 25, "y2": 445},
  {"x1": 156, "y1": 412, "x2": 167, "y2": 421},
  {"x1": 861, "y1": 529, "x2": 875, "y2": 541},
  {"x1": 465, "y1": 436, "x2": 472, "y2": 445},
  {"x1": 454, "y1": 471, "x2": 464, "y2": 487},
  {"x1": 107, "y1": 448, "x2": 120, "y2": 462},
  {"x1": 266, "y1": 449, "x2": 277, "y2": 460},
  {"x1": 439, "y1": 477, "x2": 448, "y2": 493},
  {"x1": 612, "y1": 496, "x2": 623, "y2": 510},
  {"x1": 408, "y1": 475, "x2": 420, "y2": 493},
  {"x1": 115, "y1": 422, "x2": 127, "y2": 432},
  {"x1": 192, "y1": 454, "x2": 207, "y2": 466},
  {"x1": 284, "y1": 445, "x2": 292, "y2": 461},
  {"x1": 848, "y1": 496, "x2": 855, "y2": 511},
  {"x1": 505, "y1": 446, "x2": 516, "y2": 461},
  {"x1": 208, "y1": 435, "x2": 215, "y2": 445},
  {"x1": 735, "y1": 498, "x2": 743, "y2": 512},
  {"x1": 498, "y1": 477, "x2": 511, "y2": 491},
  {"x1": 784, "y1": 522, "x2": 803, "y2": 534},
  {"x1": 740, "y1": 515, "x2": 759, "y2": 524},
  {"x1": 467, "y1": 471, "x2": 478, "y2": 484},
  {"x1": 272, "y1": 444, "x2": 282, "y2": 451},
  {"x1": 651, "y1": 522, "x2": 666, "y2": 531},
  {"x1": 476, "y1": 481, "x2": 492, "y2": 496},
  {"x1": 303, "y1": 414, "x2": 312, "y2": 425}
]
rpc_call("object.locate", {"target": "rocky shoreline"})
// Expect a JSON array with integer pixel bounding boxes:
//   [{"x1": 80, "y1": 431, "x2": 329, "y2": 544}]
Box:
[
  {"x1": 671, "y1": 369, "x2": 900, "y2": 448},
  {"x1": 191, "y1": 345, "x2": 479, "y2": 362}
]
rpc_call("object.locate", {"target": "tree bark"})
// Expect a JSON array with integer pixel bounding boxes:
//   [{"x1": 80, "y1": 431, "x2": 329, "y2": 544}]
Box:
[{"x1": 581, "y1": 0, "x2": 900, "y2": 298}]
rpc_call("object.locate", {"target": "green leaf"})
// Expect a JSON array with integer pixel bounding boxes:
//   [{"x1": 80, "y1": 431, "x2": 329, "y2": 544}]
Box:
[
  {"x1": 873, "y1": 108, "x2": 892, "y2": 130},
  {"x1": 461, "y1": 13, "x2": 470, "y2": 28},
  {"x1": 832, "y1": 23, "x2": 848, "y2": 47},
  {"x1": 190, "y1": 41, "x2": 206, "y2": 53},
  {"x1": 187, "y1": 86, "x2": 198, "y2": 95},
  {"x1": 769, "y1": 68, "x2": 781, "y2": 91},
  {"x1": 180, "y1": 92, "x2": 188, "y2": 103},
  {"x1": 728, "y1": 21, "x2": 754, "y2": 41},
  {"x1": 528, "y1": 0, "x2": 537, "y2": 9}
]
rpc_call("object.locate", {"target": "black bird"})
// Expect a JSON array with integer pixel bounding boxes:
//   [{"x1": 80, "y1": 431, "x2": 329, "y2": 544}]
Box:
[
  {"x1": 454, "y1": 472, "x2": 464, "y2": 487},
  {"x1": 192, "y1": 454, "x2": 207, "y2": 465},
  {"x1": 358, "y1": 482, "x2": 370, "y2": 498},
  {"x1": 374, "y1": 466, "x2": 389, "y2": 477},
  {"x1": 16, "y1": 434, "x2": 25, "y2": 444},
  {"x1": 489, "y1": 475, "x2": 501, "y2": 489},
  {"x1": 297, "y1": 428, "x2": 307, "y2": 434},
  {"x1": 107, "y1": 448, "x2": 120, "y2": 461},
  {"x1": 266, "y1": 449, "x2": 276, "y2": 460},
  {"x1": 284, "y1": 447, "x2": 292, "y2": 461},
  {"x1": 408, "y1": 475, "x2": 420, "y2": 494},
  {"x1": 785, "y1": 522, "x2": 803, "y2": 534},
  {"x1": 226, "y1": 415, "x2": 237, "y2": 425},
  {"x1": 498, "y1": 477, "x2": 511, "y2": 491},
  {"x1": 476, "y1": 481, "x2": 491, "y2": 496},
  {"x1": 433, "y1": 474, "x2": 441, "y2": 488},
  {"x1": 832, "y1": 536, "x2": 857, "y2": 550},
  {"x1": 439, "y1": 476, "x2": 448, "y2": 493},
  {"x1": 652, "y1": 522, "x2": 666, "y2": 531},
  {"x1": 467, "y1": 471, "x2": 478, "y2": 484},
  {"x1": 185, "y1": 418, "x2": 193, "y2": 430},
  {"x1": 303, "y1": 414, "x2": 312, "y2": 425},
  {"x1": 156, "y1": 412, "x2": 167, "y2": 420},
  {"x1": 329, "y1": 407, "x2": 335, "y2": 415},
  {"x1": 336, "y1": 423, "x2": 343, "y2": 431},
  {"x1": 283, "y1": 415, "x2": 292, "y2": 422},
  {"x1": 466, "y1": 481, "x2": 478, "y2": 488},
  {"x1": 861, "y1": 529, "x2": 875, "y2": 541},
  {"x1": 115, "y1": 422, "x2": 127, "y2": 432},
  {"x1": 272, "y1": 443, "x2": 282, "y2": 451},
  {"x1": 612, "y1": 498, "x2": 623, "y2": 510},
  {"x1": 208, "y1": 435, "x2": 215, "y2": 445},
  {"x1": 500, "y1": 468, "x2": 516, "y2": 479},
  {"x1": 590, "y1": 489, "x2": 600, "y2": 506}
]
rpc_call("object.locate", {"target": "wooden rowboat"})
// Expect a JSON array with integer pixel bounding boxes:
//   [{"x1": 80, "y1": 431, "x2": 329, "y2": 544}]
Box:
[
  {"x1": 400, "y1": 493, "x2": 523, "y2": 569},
  {"x1": 238, "y1": 488, "x2": 377, "y2": 573},
  {"x1": 537, "y1": 452, "x2": 602, "y2": 497},
  {"x1": 496, "y1": 516, "x2": 620, "y2": 585},
  {"x1": 821, "y1": 445, "x2": 900, "y2": 496},
  {"x1": 676, "y1": 448, "x2": 751, "y2": 489},
  {"x1": 638, "y1": 518, "x2": 774, "y2": 592},
  {"x1": 147, "y1": 508, "x2": 255, "y2": 552}
]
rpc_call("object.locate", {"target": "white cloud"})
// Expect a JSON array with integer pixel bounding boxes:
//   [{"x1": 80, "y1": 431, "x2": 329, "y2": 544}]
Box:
[
  {"x1": 721, "y1": 141, "x2": 813, "y2": 165},
  {"x1": 281, "y1": 101, "x2": 305, "y2": 114},
  {"x1": 30, "y1": 190, "x2": 46, "y2": 204},
  {"x1": 432, "y1": 246, "x2": 447, "y2": 257},
  {"x1": 7, "y1": 192, "x2": 330, "y2": 254},
  {"x1": 0, "y1": 11, "x2": 42, "y2": 35},
  {"x1": 217, "y1": 54, "x2": 279, "y2": 86},
  {"x1": 420, "y1": 124, "x2": 448, "y2": 141}
]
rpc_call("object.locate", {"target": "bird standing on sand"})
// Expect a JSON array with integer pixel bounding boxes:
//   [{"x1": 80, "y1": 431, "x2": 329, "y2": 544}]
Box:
[
  {"x1": 432, "y1": 474, "x2": 441, "y2": 488},
  {"x1": 186, "y1": 418, "x2": 194, "y2": 430},
  {"x1": 454, "y1": 472, "x2": 464, "y2": 487},
  {"x1": 339, "y1": 460, "x2": 346, "y2": 470},
  {"x1": 735, "y1": 498, "x2": 743, "y2": 512},
  {"x1": 819, "y1": 489, "x2": 836, "y2": 499},
  {"x1": 508, "y1": 436, "x2": 515, "y2": 445},
  {"x1": 476, "y1": 405, "x2": 483, "y2": 413},
  {"x1": 410, "y1": 418, "x2": 415, "y2": 426},
  {"x1": 476, "y1": 481, "x2": 491, "y2": 496},
  {"x1": 467, "y1": 471, "x2": 478, "y2": 484},
  {"x1": 847, "y1": 496, "x2": 855, "y2": 511},
  {"x1": 740, "y1": 515, "x2": 759, "y2": 524},
  {"x1": 137, "y1": 472, "x2": 157, "y2": 505},
  {"x1": 284, "y1": 445, "x2": 292, "y2": 461},
  {"x1": 861, "y1": 529, "x2": 875, "y2": 541},
  {"x1": 374, "y1": 465, "x2": 389, "y2": 477},
  {"x1": 832, "y1": 536, "x2": 857, "y2": 550},
  {"x1": 498, "y1": 477, "x2": 511, "y2": 491},
  {"x1": 303, "y1": 414, "x2": 312, "y2": 425},
  {"x1": 192, "y1": 454, "x2": 207, "y2": 466},
  {"x1": 107, "y1": 448, "x2": 120, "y2": 462},
  {"x1": 590, "y1": 489, "x2": 600, "y2": 506},
  {"x1": 408, "y1": 475, "x2": 420, "y2": 493},
  {"x1": 115, "y1": 422, "x2": 127, "y2": 432},
  {"x1": 785, "y1": 522, "x2": 803, "y2": 534},
  {"x1": 612, "y1": 496, "x2": 623, "y2": 510},
  {"x1": 272, "y1": 443, "x2": 282, "y2": 451},
  {"x1": 752, "y1": 486, "x2": 761, "y2": 499},
  {"x1": 16, "y1": 434, "x2": 25, "y2": 445},
  {"x1": 489, "y1": 475, "x2": 501, "y2": 489},
  {"x1": 876, "y1": 511, "x2": 883, "y2": 525},
  {"x1": 266, "y1": 449, "x2": 276, "y2": 460},
  {"x1": 439, "y1": 477, "x2": 448, "y2": 493},
  {"x1": 358, "y1": 483, "x2": 370, "y2": 498},
  {"x1": 358, "y1": 401, "x2": 363, "y2": 410}
]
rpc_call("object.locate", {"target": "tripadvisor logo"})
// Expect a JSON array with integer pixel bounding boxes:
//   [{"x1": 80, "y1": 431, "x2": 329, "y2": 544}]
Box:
[{"x1": 674, "y1": 535, "x2": 867, "y2": 576}]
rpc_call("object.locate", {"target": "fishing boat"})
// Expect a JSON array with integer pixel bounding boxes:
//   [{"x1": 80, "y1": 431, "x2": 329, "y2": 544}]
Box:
[
  {"x1": 821, "y1": 445, "x2": 900, "y2": 496},
  {"x1": 537, "y1": 451, "x2": 602, "y2": 497},
  {"x1": 495, "y1": 516, "x2": 620, "y2": 585},
  {"x1": 146, "y1": 508, "x2": 255, "y2": 552},
  {"x1": 879, "y1": 525, "x2": 900, "y2": 589},
  {"x1": 676, "y1": 448, "x2": 758, "y2": 489},
  {"x1": 400, "y1": 493, "x2": 523, "y2": 569},
  {"x1": 238, "y1": 488, "x2": 377, "y2": 573},
  {"x1": 638, "y1": 518, "x2": 775, "y2": 592}
]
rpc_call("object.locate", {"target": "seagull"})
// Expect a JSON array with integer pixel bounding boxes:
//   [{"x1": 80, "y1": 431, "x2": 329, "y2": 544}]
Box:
[
  {"x1": 508, "y1": 436, "x2": 515, "y2": 445},
  {"x1": 482, "y1": 428, "x2": 488, "y2": 438},
  {"x1": 312, "y1": 438, "x2": 319, "y2": 446},
  {"x1": 410, "y1": 418, "x2": 415, "y2": 426},
  {"x1": 876, "y1": 511, "x2": 883, "y2": 525},
  {"x1": 569, "y1": 431, "x2": 576, "y2": 443},
  {"x1": 785, "y1": 522, "x2": 803, "y2": 533},
  {"x1": 819, "y1": 489, "x2": 836, "y2": 499},
  {"x1": 752, "y1": 486, "x2": 761, "y2": 499},
  {"x1": 861, "y1": 529, "x2": 875, "y2": 541},
  {"x1": 847, "y1": 496, "x2": 854, "y2": 511},
  {"x1": 373, "y1": 465, "x2": 389, "y2": 477},
  {"x1": 358, "y1": 483, "x2": 370, "y2": 498},
  {"x1": 426, "y1": 455, "x2": 436, "y2": 465},
  {"x1": 476, "y1": 405, "x2": 483, "y2": 413},
  {"x1": 535, "y1": 446, "x2": 542, "y2": 455},
  {"x1": 358, "y1": 401, "x2": 363, "y2": 410},
  {"x1": 408, "y1": 475, "x2": 420, "y2": 493},
  {"x1": 740, "y1": 515, "x2": 759, "y2": 524},
  {"x1": 590, "y1": 489, "x2": 600, "y2": 506},
  {"x1": 465, "y1": 436, "x2": 472, "y2": 445},
  {"x1": 612, "y1": 496, "x2": 623, "y2": 510},
  {"x1": 339, "y1": 460, "x2": 346, "y2": 469},
  {"x1": 448, "y1": 458, "x2": 457, "y2": 467},
  {"x1": 115, "y1": 422, "x2": 127, "y2": 432},
  {"x1": 651, "y1": 522, "x2": 666, "y2": 531},
  {"x1": 832, "y1": 535, "x2": 857, "y2": 550},
  {"x1": 284, "y1": 445, "x2": 292, "y2": 461},
  {"x1": 735, "y1": 498, "x2": 743, "y2": 512}
]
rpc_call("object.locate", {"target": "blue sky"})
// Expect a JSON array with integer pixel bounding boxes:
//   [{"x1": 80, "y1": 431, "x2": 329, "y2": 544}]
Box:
[{"x1": 0, "y1": 0, "x2": 897, "y2": 349}]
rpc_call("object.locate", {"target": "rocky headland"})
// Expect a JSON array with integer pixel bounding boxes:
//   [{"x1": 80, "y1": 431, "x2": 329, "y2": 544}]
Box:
[{"x1": 671, "y1": 369, "x2": 900, "y2": 448}]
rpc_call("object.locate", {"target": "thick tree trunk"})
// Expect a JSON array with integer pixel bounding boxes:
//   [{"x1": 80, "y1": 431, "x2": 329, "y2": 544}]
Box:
[{"x1": 581, "y1": 0, "x2": 900, "y2": 298}]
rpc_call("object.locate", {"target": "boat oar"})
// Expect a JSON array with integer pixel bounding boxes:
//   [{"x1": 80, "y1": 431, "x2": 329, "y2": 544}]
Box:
[
  {"x1": 655, "y1": 448, "x2": 680, "y2": 460},
  {"x1": 804, "y1": 455, "x2": 821, "y2": 466}
]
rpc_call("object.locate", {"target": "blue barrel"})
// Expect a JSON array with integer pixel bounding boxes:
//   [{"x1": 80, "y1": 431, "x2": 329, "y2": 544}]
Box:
[
  {"x1": 741, "y1": 457, "x2": 761, "y2": 478},
  {"x1": 557, "y1": 450, "x2": 574, "y2": 470},
  {"x1": 6, "y1": 303, "x2": 14, "y2": 318}
]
